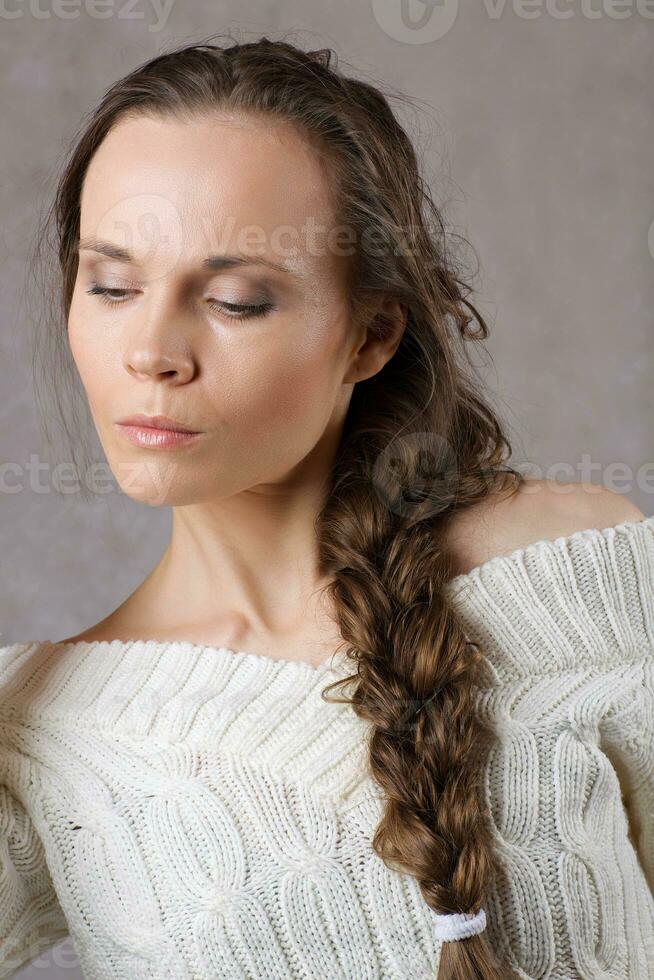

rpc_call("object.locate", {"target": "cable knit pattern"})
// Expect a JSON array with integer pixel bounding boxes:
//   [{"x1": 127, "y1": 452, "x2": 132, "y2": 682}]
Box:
[{"x1": 0, "y1": 515, "x2": 653, "y2": 979}]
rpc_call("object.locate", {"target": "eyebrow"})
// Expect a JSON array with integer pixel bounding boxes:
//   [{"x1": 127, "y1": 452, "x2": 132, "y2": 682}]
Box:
[{"x1": 76, "y1": 237, "x2": 303, "y2": 279}]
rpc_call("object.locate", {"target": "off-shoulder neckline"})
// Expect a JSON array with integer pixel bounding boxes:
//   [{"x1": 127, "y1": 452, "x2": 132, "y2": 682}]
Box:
[
  {"x1": 4, "y1": 515, "x2": 653, "y2": 677},
  {"x1": 43, "y1": 637, "x2": 347, "y2": 677},
  {"x1": 442, "y1": 513, "x2": 654, "y2": 593}
]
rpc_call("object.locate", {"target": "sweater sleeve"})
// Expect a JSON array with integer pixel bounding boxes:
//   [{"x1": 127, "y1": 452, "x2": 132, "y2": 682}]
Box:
[
  {"x1": 0, "y1": 783, "x2": 69, "y2": 978},
  {"x1": 598, "y1": 652, "x2": 654, "y2": 899}
]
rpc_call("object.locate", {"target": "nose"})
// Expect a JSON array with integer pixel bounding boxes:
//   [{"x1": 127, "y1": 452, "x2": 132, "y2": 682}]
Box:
[
  {"x1": 126, "y1": 347, "x2": 195, "y2": 384},
  {"x1": 123, "y1": 293, "x2": 197, "y2": 385}
]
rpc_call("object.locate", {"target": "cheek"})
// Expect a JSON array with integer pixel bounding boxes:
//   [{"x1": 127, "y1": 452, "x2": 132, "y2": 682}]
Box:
[
  {"x1": 67, "y1": 296, "x2": 120, "y2": 416},
  {"x1": 67, "y1": 299, "x2": 94, "y2": 387},
  {"x1": 68, "y1": 310, "x2": 106, "y2": 394},
  {"x1": 220, "y1": 354, "x2": 333, "y2": 460},
  {"x1": 66, "y1": 290, "x2": 83, "y2": 364},
  {"x1": 228, "y1": 319, "x2": 345, "y2": 427},
  {"x1": 214, "y1": 317, "x2": 347, "y2": 461}
]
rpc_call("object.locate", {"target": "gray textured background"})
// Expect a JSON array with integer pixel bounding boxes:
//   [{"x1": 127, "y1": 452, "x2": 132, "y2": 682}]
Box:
[{"x1": 1, "y1": 2, "x2": 653, "y2": 976}]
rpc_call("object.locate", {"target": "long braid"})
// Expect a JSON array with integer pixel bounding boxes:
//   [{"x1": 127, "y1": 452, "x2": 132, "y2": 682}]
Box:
[{"x1": 317, "y1": 390, "x2": 524, "y2": 977}]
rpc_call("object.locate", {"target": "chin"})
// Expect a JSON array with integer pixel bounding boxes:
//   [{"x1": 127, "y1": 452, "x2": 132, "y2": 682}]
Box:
[
  {"x1": 111, "y1": 461, "x2": 246, "y2": 508},
  {"x1": 109, "y1": 460, "x2": 196, "y2": 507}
]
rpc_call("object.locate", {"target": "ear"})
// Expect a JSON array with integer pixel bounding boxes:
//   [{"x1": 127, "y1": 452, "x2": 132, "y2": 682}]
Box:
[{"x1": 343, "y1": 293, "x2": 407, "y2": 384}]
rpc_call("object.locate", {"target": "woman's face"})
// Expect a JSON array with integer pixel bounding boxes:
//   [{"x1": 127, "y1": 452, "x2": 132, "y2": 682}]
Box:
[{"x1": 68, "y1": 111, "x2": 372, "y2": 505}]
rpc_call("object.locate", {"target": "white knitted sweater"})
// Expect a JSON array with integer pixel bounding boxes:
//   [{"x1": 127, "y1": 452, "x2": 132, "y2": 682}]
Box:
[{"x1": 1, "y1": 516, "x2": 653, "y2": 979}]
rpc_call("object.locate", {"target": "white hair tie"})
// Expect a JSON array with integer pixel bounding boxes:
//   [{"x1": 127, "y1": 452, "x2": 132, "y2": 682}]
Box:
[{"x1": 431, "y1": 907, "x2": 487, "y2": 942}]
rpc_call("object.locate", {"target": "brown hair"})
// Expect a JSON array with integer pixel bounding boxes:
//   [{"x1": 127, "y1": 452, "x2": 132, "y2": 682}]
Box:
[{"x1": 31, "y1": 32, "x2": 526, "y2": 977}]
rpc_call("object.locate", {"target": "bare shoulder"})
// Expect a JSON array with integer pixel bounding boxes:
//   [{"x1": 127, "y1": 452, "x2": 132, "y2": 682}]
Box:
[
  {"x1": 55, "y1": 610, "x2": 131, "y2": 645},
  {"x1": 445, "y1": 476, "x2": 645, "y2": 578}
]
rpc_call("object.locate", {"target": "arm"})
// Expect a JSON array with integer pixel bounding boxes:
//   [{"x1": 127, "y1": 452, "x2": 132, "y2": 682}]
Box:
[{"x1": 0, "y1": 784, "x2": 69, "y2": 978}]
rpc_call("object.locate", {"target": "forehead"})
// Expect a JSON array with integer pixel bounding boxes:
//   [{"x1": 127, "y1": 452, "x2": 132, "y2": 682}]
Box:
[{"x1": 79, "y1": 110, "x2": 341, "y2": 275}]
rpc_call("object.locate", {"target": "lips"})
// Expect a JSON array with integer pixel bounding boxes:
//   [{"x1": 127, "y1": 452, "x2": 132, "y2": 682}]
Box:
[{"x1": 117, "y1": 414, "x2": 200, "y2": 433}]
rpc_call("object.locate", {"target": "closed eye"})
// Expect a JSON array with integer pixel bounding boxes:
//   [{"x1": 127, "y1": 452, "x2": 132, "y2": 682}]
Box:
[
  {"x1": 209, "y1": 299, "x2": 276, "y2": 320},
  {"x1": 86, "y1": 284, "x2": 133, "y2": 304},
  {"x1": 85, "y1": 284, "x2": 276, "y2": 321}
]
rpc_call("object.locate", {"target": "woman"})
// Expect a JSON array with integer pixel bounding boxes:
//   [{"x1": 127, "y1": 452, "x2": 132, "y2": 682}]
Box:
[{"x1": 1, "y1": 36, "x2": 652, "y2": 980}]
